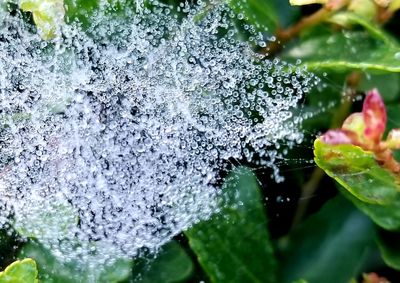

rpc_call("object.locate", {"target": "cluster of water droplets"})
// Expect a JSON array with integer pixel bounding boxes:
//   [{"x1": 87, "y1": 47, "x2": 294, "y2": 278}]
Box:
[{"x1": 0, "y1": 0, "x2": 318, "y2": 264}]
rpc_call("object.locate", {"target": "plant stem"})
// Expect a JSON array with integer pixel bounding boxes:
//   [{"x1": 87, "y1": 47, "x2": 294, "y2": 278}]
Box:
[
  {"x1": 291, "y1": 71, "x2": 361, "y2": 229},
  {"x1": 291, "y1": 167, "x2": 325, "y2": 228}
]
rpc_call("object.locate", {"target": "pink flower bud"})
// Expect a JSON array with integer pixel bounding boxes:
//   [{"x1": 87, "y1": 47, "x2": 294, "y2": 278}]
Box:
[
  {"x1": 363, "y1": 272, "x2": 390, "y2": 283},
  {"x1": 320, "y1": 129, "x2": 355, "y2": 145},
  {"x1": 362, "y1": 89, "x2": 387, "y2": 143}
]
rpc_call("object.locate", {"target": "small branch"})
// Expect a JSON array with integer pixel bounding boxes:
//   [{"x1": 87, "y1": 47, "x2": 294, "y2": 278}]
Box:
[
  {"x1": 291, "y1": 167, "x2": 325, "y2": 229},
  {"x1": 291, "y1": 71, "x2": 361, "y2": 229}
]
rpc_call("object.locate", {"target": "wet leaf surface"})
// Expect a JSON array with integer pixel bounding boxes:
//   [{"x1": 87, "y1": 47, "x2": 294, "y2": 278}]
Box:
[
  {"x1": 280, "y1": 196, "x2": 375, "y2": 283},
  {"x1": 185, "y1": 167, "x2": 277, "y2": 283}
]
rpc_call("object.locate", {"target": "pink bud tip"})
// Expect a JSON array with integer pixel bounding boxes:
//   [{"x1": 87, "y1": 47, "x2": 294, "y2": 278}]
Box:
[
  {"x1": 362, "y1": 89, "x2": 387, "y2": 142},
  {"x1": 321, "y1": 129, "x2": 354, "y2": 145}
]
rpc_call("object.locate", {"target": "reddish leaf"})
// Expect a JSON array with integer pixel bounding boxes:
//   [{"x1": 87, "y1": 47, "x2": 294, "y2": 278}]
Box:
[
  {"x1": 362, "y1": 89, "x2": 387, "y2": 143},
  {"x1": 320, "y1": 129, "x2": 356, "y2": 145},
  {"x1": 363, "y1": 272, "x2": 390, "y2": 283}
]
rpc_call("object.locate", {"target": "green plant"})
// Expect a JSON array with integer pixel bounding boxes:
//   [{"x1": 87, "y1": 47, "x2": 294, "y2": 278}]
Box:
[{"x1": 1, "y1": 0, "x2": 400, "y2": 282}]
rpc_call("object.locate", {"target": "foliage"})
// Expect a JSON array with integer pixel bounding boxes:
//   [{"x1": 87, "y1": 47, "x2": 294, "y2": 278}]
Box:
[
  {"x1": 280, "y1": 195, "x2": 375, "y2": 283},
  {"x1": 185, "y1": 168, "x2": 277, "y2": 283},
  {"x1": 0, "y1": 259, "x2": 38, "y2": 283},
  {"x1": 0, "y1": 0, "x2": 400, "y2": 282},
  {"x1": 19, "y1": 0, "x2": 64, "y2": 39}
]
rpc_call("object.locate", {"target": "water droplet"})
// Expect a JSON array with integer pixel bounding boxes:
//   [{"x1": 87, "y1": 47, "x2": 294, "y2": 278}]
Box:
[{"x1": 0, "y1": 0, "x2": 318, "y2": 266}]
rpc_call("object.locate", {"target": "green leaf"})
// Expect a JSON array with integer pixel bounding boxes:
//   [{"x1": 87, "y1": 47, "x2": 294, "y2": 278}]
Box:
[
  {"x1": 64, "y1": 0, "x2": 137, "y2": 30},
  {"x1": 185, "y1": 167, "x2": 277, "y2": 283},
  {"x1": 284, "y1": 31, "x2": 400, "y2": 73},
  {"x1": 376, "y1": 229, "x2": 400, "y2": 270},
  {"x1": 314, "y1": 138, "x2": 400, "y2": 205},
  {"x1": 98, "y1": 259, "x2": 132, "y2": 283},
  {"x1": 314, "y1": 138, "x2": 400, "y2": 230},
  {"x1": 280, "y1": 196, "x2": 375, "y2": 283},
  {"x1": 0, "y1": 1, "x2": 7, "y2": 15},
  {"x1": 132, "y1": 241, "x2": 194, "y2": 283},
  {"x1": 300, "y1": 72, "x2": 346, "y2": 130},
  {"x1": 272, "y1": 0, "x2": 300, "y2": 28},
  {"x1": 227, "y1": 0, "x2": 278, "y2": 33},
  {"x1": 359, "y1": 73, "x2": 400, "y2": 103},
  {"x1": 19, "y1": 241, "x2": 86, "y2": 283},
  {"x1": 13, "y1": 200, "x2": 78, "y2": 240},
  {"x1": 386, "y1": 104, "x2": 400, "y2": 132},
  {"x1": 339, "y1": 186, "x2": 400, "y2": 231},
  {"x1": 63, "y1": 0, "x2": 98, "y2": 28},
  {"x1": 328, "y1": 12, "x2": 398, "y2": 46},
  {"x1": 19, "y1": 0, "x2": 65, "y2": 40},
  {"x1": 19, "y1": 241, "x2": 132, "y2": 283},
  {"x1": 0, "y1": 259, "x2": 38, "y2": 283}
]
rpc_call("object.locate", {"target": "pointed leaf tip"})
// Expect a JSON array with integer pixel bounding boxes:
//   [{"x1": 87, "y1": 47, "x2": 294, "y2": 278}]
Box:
[
  {"x1": 386, "y1": 129, "x2": 400, "y2": 149},
  {"x1": 342, "y1": 112, "x2": 366, "y2": 141},
  {"x1": 363, "y1": 89, "x2": 387, "y2": 142}
]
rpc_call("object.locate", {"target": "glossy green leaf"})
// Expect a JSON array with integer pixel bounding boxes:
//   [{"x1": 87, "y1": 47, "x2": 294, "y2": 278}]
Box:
[
  {"x1": 280, "y1": 196, "x2": 375, "y2": 283},
  {"x1": 299, "y1": 72, "x2": 346, "y2": 130},
  {"x1": 0, "y1": 259, "x2": 38, "y2": 283},
  {"x1": 0, "y1": 1, "x2": 7, "y2": 16},
  {"x1": 63, "y1": 0, "x2": 98, "y2": 28},
  {"x1": 132, "y1": 241, "x2": 194, "y2": 283},
  {"x1": 386, "y1": 104, "x2": 400, "y2": 132},
  {"x1": 13, "y1": 200, "x2": 78, "y2": 240},
  {"x1": 376, "y1": 229, "x2": 400, "y2": 270},
  {"x1": 65, "y1": 0, "x2": 140, "y2": 27},
  {"x1": 227, "y1": 0, "x2": 278, "y2": 33},
  {"x1": 359, "y1": 73, "x2": 400, "y2": 102},
  {"x1": 328, "y1": 12, "x2": 398, "y2": 46},
  {"x1": 339, "y1": 186, "x2": 400, "y2": 230},
  {"x1": 314, "y1": 138, "x2": 400, "y2": 204},
  {"x1": 284, "y1": 31, "x2": 400, "y2": 73},
  {"x1": 315, "y1": 137, "x2": 400, "y2": 230},
  {"x1": 99, "y1": 259, "x2": 132, "y2": 283},
  {"x1": 19, "y1": 242, "x2": 80, "y2": 283},
  {"x1": 185, "y1": 167, "x2": 277, "y2": 283},
  {"x1": 272, "y1": 0, "x2": 300, "y2": 28},
  {"x1": 19, "y1": 0, "x2": 65, "y2": 40},
  {"x1": 19, "y1": 241, "x2": 132, "y2": 283}
]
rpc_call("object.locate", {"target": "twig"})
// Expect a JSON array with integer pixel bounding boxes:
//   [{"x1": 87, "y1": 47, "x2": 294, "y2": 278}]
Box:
[
  {"x1": 291, "y1": 167, "x2": 325, "y2": 228},
  {"x1": 290, "y1": 71, "x2": 361, "y2": 229}
]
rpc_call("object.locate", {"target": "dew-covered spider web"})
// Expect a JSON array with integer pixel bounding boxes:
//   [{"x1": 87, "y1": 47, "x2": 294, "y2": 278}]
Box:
[{"x1": 0, "y1": 0, "x2": 319, "y2": 267}]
